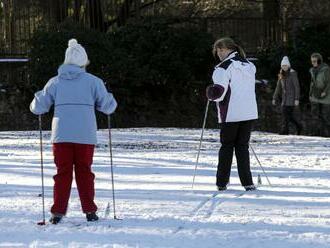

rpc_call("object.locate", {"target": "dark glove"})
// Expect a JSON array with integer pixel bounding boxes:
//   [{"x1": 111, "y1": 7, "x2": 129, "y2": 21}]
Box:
[{"x1": 206, "y1": 84, "x2": 225, "y2": 101}]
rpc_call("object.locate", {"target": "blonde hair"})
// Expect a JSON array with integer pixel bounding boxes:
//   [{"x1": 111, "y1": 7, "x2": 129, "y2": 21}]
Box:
[{"x1": 212, "y1": 37, "x2": 246, "y2": 59}]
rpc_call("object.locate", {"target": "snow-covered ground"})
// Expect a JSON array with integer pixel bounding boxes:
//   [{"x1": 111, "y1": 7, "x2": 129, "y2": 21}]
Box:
[{"x1": 1, "y1": 128, "x2": 330, "y2": 248}]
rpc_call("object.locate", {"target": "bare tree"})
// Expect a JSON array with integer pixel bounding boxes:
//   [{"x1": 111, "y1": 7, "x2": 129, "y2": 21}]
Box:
[
  {"x1": 145, "y1": 0, "x2": 263, "y2": 18},
  {"x1": 262, "y1": 0, "x2": 279, "y2": 19},
  {"x1": 2, "y1": 0, "x2": 15, "y2": 53},
  {"x1": 86, "y1": 0, "x2": 105, "y2": 31},
  {"x1": 74, "y1": 0, "x2": 82, "y2": 22},
  {"x1": 275, "y1": 0, "x2": 330, "y2": 44},
  {"x1": 50, "y1": 0, "x2": 68, "y2": 23},
  {"x1": 278, "y1": 0, "x2": 330, "y2": 18}
]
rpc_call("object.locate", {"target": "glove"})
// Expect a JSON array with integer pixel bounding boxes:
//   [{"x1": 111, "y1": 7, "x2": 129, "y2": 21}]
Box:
[
  {"x1": 321, "y1": 92, "x2": 326, "y2": 98},
  {"x1": 272, "y1": 100, "x2": 276, "y2": 106},
  {"x1": 294, "y1": 100, "x2": 299, "y2": 106},
  {"x1": 206, "y1": 84, "x2": 225, "y2": 101}
]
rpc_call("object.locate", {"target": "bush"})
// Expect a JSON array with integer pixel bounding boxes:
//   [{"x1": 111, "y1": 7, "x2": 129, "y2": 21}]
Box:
[
  {"x1": 29, "y1": 20, "x2": 111, "y2": 93},
  {"x1": 28, "y1": 18, "x2": 215, "y2": 128},
  {"x1": 105, "y1": 18, "x2": 215, "y2": 127}
]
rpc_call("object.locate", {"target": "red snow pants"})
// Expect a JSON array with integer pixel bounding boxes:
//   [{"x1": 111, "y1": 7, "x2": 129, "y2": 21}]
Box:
[{"x1": 51, "y1": 143, "x2": 97, "y2": 215}]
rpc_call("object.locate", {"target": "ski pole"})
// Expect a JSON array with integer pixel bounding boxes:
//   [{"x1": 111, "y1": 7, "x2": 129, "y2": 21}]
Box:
[
  {"x1": 250, "y1": 144, "x2": 272, "y2": 187},
  {"x1": 191, "y1": 100, "x2": 210, "y2": 188},
  {"x1": 105, "y1": 115, "x2": 121, "y2": 220},
  {"x1": 37, "y1": 115, "x2": 46, "y2": 225}
]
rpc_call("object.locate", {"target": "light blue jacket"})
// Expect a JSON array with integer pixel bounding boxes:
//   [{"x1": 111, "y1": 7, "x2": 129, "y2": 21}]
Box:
[{"x1": 30, "y1": 64, "x2": 117, "y2": 144}]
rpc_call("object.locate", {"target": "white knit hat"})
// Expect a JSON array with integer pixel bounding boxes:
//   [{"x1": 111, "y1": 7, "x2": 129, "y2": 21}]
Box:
[
  {"x1": 64, "y1": 39, "x2": 89, "y2": 67},
  {"x1": 281, "y1": 56, "x2": 291, "y2": 67}
]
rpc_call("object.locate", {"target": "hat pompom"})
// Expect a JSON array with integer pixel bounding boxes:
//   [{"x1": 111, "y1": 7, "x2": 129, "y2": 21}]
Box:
[
  {"x1": 68, "y1": 39, "x2": 78, "y2": 47},
  {"x1": 64, "y1": 38, "x2": 88, "y2": 67}
]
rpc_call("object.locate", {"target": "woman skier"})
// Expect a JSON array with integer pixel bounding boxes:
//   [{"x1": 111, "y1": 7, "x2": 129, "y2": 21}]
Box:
[{"x1": 206, "y1": 37, "x2": 257, "y2": 191}]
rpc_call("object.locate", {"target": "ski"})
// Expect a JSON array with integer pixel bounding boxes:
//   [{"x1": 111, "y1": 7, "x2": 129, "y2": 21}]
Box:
[
  {"x1": 37, "y1": 218, "x2": 111, "y2": 228},
  {"x1": 173, "y1": 190, "x2": 246, "y2": 234},
  {"x1": 190, "y1": 191, "x2": 220, "y2": 216},
  {"x1": 65, "y1": 220, "x2": 111, "y2": 228}
]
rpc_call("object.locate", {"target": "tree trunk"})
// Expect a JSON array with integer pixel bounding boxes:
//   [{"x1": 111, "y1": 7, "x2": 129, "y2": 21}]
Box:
[
  {"x1": 74, "y1": 0, "x2": 82, "y2": 22},
  {"x1": 50, "y1": 0, "x2": 68, "y2": 23},
  {"x1": 262, "y1": 0, "x2": 281, "y2": 47},
  {"x1": 263, "y1": 0, "x2": 280, "y2": 19},
  {"x1": 3, "y1": 0, "x2": 16, "y2": 54},
  {"x1": 135, "y1": 0, "x2": 141, "y2": 19},
  {"x1": 87, "y1": 0, "x2": 105, "y2": 31},
  {"x1": 117, "y1": 0, "x2": 134, "y2": 26}
]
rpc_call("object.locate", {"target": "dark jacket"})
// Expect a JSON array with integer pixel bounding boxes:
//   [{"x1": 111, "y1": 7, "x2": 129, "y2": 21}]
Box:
[
  {"x1": 273, "y1": 69, "x2": 300, "y2": 106},
  {"x1": 309, "y1": 63, "x2": 330, "y2": 104}
]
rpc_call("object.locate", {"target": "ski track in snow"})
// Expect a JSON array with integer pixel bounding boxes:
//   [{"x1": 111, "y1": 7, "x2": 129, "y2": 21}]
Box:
[{"x1": 1, "y1": 128, "x2": 330, "y2": 247}]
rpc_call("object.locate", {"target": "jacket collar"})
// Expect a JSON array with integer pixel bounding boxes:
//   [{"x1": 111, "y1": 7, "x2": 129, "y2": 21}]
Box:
[{"x1": 216, "y1": 51, "x2": 238, "y2": 67}]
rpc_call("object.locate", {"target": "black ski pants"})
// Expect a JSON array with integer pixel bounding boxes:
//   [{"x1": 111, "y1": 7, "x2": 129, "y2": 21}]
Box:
[
  {"x1": 217, "y1": 120, "x2": 254, "y2": 187},
  {"x1": 281, "y1": 106, "x2": 301, "y2": 134},
  {"x1": 311, "y1": 103, "x2": 330, "y2": 137}
]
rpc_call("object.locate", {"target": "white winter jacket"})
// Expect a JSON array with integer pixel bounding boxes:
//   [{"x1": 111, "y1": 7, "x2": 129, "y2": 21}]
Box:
[{"x1": 211, "y1": 51, "x2": 258, "y2": 123}]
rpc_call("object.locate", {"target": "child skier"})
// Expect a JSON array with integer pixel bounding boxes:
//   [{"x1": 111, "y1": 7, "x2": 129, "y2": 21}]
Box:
[
  {"x1": 206, "y1": 37, "x2": 257, "y2": 191},
  {"x1": 30, "y1": 39, "x2": 117, "y2": 224}
]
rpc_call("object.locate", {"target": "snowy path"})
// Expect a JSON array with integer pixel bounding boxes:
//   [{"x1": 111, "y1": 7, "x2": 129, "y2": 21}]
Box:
[{"x1": 0, "y1": 128, "x2": 330, "y2": 248}]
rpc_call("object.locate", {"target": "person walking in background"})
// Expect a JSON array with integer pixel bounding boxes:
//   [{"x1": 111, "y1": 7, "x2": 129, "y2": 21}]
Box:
[
  {"x1": 206, "y1": 37, "x2": 257, "y2": 191},
  {"x1": 30, "y1": 39, "x2": 117, "y2": 224},
  {"x1": 272, "y1": 56, "x2": 302, "y2": 135},
  {"x1": 309, "y1": 53, "x2": 330, "y2": 137}
]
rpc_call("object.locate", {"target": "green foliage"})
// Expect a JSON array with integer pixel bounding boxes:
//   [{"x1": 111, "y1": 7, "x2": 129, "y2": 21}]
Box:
[
  {"x1": 106, "y1": 18, "x2": 215, "y2": 127},
  {"x1": 107, "y1": 18, "x2": 213, "y2": 87},
  {"x1": 28, "y1": 20, "x2": 111, "y2": 93},
  {"x1": 28, "y1": 18, "x2": 215, "y2": 127}
]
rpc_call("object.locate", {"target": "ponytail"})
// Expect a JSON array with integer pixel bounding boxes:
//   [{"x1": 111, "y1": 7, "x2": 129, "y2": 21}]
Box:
[
  {"x1": 213, "y1": 37, "x2": 246, "y2": 59},
  {"x1": 234, "y1": 44, "x2": 246, "y2": 59}
]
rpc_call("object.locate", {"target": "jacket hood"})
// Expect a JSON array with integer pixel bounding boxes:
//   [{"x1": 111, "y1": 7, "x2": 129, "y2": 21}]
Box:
[
  {"x1": 319, "y1": 63, "x2": 329, "y2": 71},
  {"x1": 58, "y1": 64, "x2": 85, "y2": 80},
  {"x1": 310, "y1": 63, "x2": 329, "y2": 73}
]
